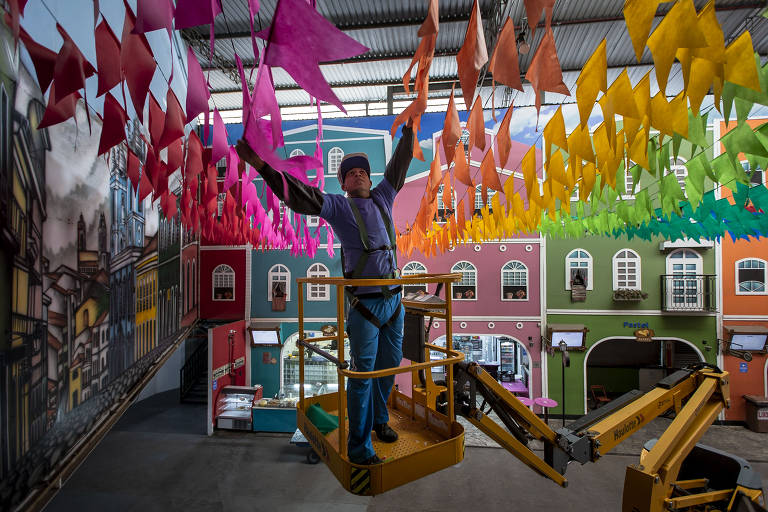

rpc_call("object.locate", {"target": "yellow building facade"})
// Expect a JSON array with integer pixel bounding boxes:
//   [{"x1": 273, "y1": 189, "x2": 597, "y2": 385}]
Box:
[{"x1": 135, "y1": 235, "x2": 158, "y2": 361}]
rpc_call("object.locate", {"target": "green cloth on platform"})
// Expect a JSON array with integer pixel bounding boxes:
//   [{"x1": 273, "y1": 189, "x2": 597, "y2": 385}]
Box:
[{"x1": 306, "y1": 403, "x2": 339, "y2": 435}]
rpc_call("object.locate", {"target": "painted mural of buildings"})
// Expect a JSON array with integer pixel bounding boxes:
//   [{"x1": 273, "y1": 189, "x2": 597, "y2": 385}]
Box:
[
  {"x1": 108, "y1": 121, "x2": 145, "y2": 380},
  {"x1": 135, "y1": 234, "x2": 158, "y2": 361},
  {"x1": 181, "y1": 221, "x2": 200, "y2": 329},
  {"x1": 158, "y1": 197, "x2": 182, "y2": 343},
  {"x1": 0, "y1": 33, "x2": 52, "y2": 476}
]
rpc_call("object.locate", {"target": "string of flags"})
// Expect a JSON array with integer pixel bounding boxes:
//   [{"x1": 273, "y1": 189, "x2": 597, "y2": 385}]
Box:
[{"x1": 6, "y1": 0, "x2": 768, "y2": 259}]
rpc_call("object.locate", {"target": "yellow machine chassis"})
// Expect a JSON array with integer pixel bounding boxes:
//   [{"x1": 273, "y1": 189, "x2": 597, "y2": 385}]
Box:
[{"x1": 294, "y1": 273, "x2": 465, "y2": 495}]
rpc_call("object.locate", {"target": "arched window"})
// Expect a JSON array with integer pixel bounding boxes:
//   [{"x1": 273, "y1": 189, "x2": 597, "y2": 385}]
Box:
[
  {"x1": 665, "y1": 249, "x2": 703, "y2": 309},
  {"x1": 269, "y1": 264, "x2": 291, "y2": 301},
  {"x1": 436, "y1": 184, "x2": 456, "y2": 222},
  {"x1": 565, "y1": 249, "x2": 593, "y2": 290},
  {"x1": 667, "y1": 157, "x2": 687, "y2": 190},
  {"x1": 306, "y1": 263, "x2": 330, "y2": 301},
  {"x1": 501, "y1": 261, "x2": 528, "y2": 301},
  {"x1": 192, "y1": 260, "x2": 196, "y2": 307},
  {"x1": 736, "y1": 258, "x2": 767, "y2": 294},
  {"x1": 289, "y1": 148, "x2": 305, "y2": 158},
  {"x1": 613, "y1": 249, "x2": 641, "y2": 290},
  {"x1": 185, "y1": 261, "x2": 190, "y2": 313},
  {"x1": 451, "y1": 261, "x2": 477, "y2": 300},
  {"x1": 402, "y1": 261, "x2": 428, "y2": 295},
  {"x1": 212, "y1": 264, "x2": 235, "y2": 301},
  {"x1": 474, "y1": 185, "x2": 496, "y2": 213},
  {"x1": 328, "y1": 147, "x2": 344, "y2": 175}
]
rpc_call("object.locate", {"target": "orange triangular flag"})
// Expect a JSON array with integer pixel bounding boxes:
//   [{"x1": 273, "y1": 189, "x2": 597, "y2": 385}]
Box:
[
  {"x1": 456, "y1": 0, "x2": 488, "y2": 110},
  {"x1": 429, "y1": 150, "x2": 443, "y2": 193},
  {"x1": 524, "y1": 28, "x2": 570, "y2": 120},
  {"x1": 496, "y1": 103, "x2": 514, "y2": 169},
  {"x1": 441, "y1": 172, "x2": 452, "y2": 210},
  {"x1": 488, "y1": 17, "x2": 523, "y2": 91},
  {"x1": 467, "y1": 96, "x2": 486, "y2": 151},
  {"x1": 480, "y1": 147, "x2": 503, "y2": 192},
  {"x1": 418, "y1": 0, "x2": 439, "y2": 37},
  {"x1": 454, "y1": 142, "x2": 473, "y2": 187},
  {"x1": 524, "y1": 0, "x2": 555, "y2": 38},
  {"x1": 442, "y1": 85, "x2": 461, "y2": 165}
]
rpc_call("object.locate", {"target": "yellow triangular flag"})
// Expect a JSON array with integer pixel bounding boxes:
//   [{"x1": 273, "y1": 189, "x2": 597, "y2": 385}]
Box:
[
  {"x1": 623, "y1": 0, "x2": 661, "y2": 62},
  {"x1": 567, "y1": 124, "x2": 596, "y2": 164},
  {"x1": 575, "y1": 39, "x2": 607, "y2": 127},
  {"x1": 543, "y1": 105, "x2": 567, "y2": 156},
  {"x1": 646, "y1": 0, "x2": 707, "y2": 95},
  {"x1": 724, "y1": 32, "x2": 761, "y2": 92}
]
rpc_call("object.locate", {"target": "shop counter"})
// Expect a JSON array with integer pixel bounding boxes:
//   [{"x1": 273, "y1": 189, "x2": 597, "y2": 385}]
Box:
[{"x1": 252, "y1": 397, "x2": 298, "y2": 432}]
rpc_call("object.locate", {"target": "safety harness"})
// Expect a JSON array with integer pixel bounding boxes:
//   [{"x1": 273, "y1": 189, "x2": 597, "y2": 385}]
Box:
[{"x1": 342, "y1": 196, "x2": 402, "y2": 329}]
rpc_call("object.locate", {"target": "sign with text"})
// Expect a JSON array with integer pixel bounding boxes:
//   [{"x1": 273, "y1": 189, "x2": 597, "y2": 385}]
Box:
[{"x1": 634, "y1": 328, "x2": 655, "y2": 342}]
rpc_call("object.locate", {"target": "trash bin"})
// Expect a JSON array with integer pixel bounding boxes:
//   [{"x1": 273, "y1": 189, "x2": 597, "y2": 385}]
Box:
[{"x1": 743, "y1": 395, "x2": 768, "y2": 433}]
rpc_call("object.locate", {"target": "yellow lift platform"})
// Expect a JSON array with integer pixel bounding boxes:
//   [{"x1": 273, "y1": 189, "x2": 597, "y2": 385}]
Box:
[
  {"x1": 295, "y1": 273, "x2": 767, "y2": 511},
  {"x1": 295, "y1": 273, "x2": 465, "y2": 496}
]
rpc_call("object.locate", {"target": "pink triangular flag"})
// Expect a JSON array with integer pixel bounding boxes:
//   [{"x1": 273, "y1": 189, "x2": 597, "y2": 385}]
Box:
[
  {"x1": 133, "y1": 0, "x2": 174, "y2": 35},
  {"x1": 185, "y1": 46, "x2": 210, "y2": 124},
  {"x1": 211, "y1": 108, "x2": 228, "y2": 164}
]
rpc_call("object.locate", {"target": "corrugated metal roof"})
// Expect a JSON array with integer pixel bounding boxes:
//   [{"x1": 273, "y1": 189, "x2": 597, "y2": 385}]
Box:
[{"x1": 187, "y1": 0, "x2": 768, "y2": 114}]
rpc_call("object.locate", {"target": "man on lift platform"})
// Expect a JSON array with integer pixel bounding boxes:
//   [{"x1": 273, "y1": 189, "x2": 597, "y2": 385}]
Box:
[{"x1": 236, "y1": 120, "x2": 414, "y2": 465}]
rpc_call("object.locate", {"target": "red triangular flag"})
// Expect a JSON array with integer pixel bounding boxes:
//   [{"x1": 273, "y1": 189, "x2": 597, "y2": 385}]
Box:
[
  {"x1": 17, "y1": 26, "x2": 57, "y2": 93},
  {"x1": 97, "y1": 93, "x2": 128, "y2": 156},
  {"x1": 121, "y1": 3, "x2": 156, "y2": 122},
  {"x1": 127, "y1": 148, "x2": 141, "y2": 192},
  {"x1": 38, "y1": 83, "x2": 80, "y2": 129},
  {"x1": 95, "y1": 19, "x2": 122, "y2": 97},
  {"x1": 159, "y1": 88, "x2": 185, "y2": 150},
  {"x1": 148, "y1": 93, "x2": 165, "y2": 149},
  {"x1": 480, "y1": 146, "x2": 503, "y2": 192},
  {"x1": 53, "y1": 24, "x2": 96, "y2": 104},
  {"x1": 184, "y1": 132, "x2": 203, "y2": 182},
  {"x1": 167, "y1": 137, "x2": 184, "y2": 172}
]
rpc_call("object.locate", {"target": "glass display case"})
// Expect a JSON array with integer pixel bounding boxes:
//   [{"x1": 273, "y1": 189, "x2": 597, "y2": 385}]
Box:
[
  {"x1": 281, "y1": 331, "x2": 350, "y2": 399},
  {"x1": 430, "y1": 335, "x2": 500, "y2": 377}
]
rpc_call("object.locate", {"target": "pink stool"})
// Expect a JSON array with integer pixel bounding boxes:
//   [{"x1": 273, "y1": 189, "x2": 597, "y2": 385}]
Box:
[
  {"x1": 533, "y1": 397, "x2": 558, "y2": 425},
  {"x1": 517, "y1": 396, "x2": 534, "y2": 410}
]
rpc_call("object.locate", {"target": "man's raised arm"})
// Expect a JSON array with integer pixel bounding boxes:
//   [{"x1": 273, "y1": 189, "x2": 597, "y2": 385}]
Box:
[
  {"x1": 384, "y1": 124, "x2": 414, "y2": 192},
  {"x1": 236, "y1": 140, "x2": 324, "y2": 215}
]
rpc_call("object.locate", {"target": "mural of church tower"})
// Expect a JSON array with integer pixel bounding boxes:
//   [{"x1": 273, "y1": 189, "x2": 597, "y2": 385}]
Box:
[{"x1": 107, "y1": 120, "x2": 145, "y2": 381}]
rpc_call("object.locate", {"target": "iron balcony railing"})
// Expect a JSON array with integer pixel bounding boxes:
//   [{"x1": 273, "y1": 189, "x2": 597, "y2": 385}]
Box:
[{"x1": 660, "y1": 274, "x2": 717, "y2": 312}]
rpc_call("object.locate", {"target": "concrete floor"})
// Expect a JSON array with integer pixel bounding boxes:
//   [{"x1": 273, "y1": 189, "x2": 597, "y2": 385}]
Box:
[{"x1": 45, "y1": 390, "x2": 768, "y2": 512}]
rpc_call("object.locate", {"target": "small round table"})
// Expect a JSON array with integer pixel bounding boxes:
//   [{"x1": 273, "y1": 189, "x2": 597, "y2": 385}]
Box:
[
  {"x1": 517, "y1": 396, "x2": 534, "y2": 410},
  {"x1": 533, "y1": 397, "x2": 558, "y2": 425}
]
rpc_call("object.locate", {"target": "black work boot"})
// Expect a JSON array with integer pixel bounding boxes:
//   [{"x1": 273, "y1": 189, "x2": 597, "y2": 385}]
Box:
[
  {"x1": 373, "y1": 423, "x2": 398, "y2": 443},
  {"x1": 358, "y1": 454, "x2": 384, "y2": 465}
]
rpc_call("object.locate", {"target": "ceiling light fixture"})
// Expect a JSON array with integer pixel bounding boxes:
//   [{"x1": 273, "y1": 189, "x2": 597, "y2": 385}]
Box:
[{"x1": 517, "y1": 21, "x2": 530, "y2": 55}]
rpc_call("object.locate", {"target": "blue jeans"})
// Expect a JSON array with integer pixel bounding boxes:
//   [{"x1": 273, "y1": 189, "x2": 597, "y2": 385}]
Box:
[{"x1": 346, "y1": 293, "x2": 404, "y2": 463}]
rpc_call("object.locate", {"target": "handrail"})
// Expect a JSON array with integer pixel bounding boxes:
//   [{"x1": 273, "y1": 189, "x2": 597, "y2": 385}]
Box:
[
  {"x1": 297, "y1": 338, "x2": 349, "y2": 369},
  {"x1": 295, "y1": 272, "x2": 462, "y2": 287},
  {"x1": 179, "y1": 338, "x2": 207, "y2": 401},
  {"x1": 297, "y1": 272, "x2": 461, "y2": 460}
]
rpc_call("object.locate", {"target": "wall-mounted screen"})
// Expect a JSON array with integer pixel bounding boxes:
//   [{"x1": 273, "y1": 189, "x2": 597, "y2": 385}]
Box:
[
  {"x1": 730, "y1": 333, "x2": 768, "y2": 352},
  {"x1": 249, "y1": 328, "x2": 281, "y2": 346},
  {"x1": 551, "y1": 331, "x2": 586, "y2": 350}
]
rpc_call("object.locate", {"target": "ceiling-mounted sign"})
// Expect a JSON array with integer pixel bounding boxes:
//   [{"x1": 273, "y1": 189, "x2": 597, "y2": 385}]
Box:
[{"x1": 634, "y1": 328, "x2": 655, "y2": 342}]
